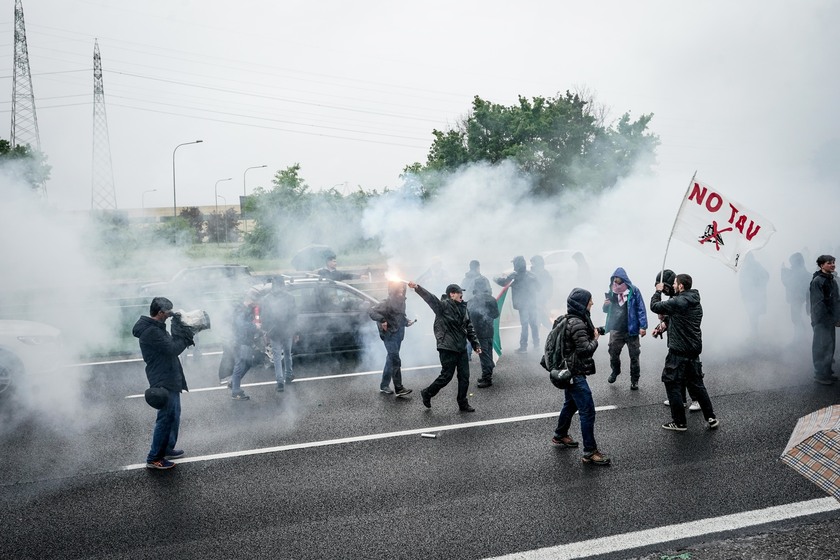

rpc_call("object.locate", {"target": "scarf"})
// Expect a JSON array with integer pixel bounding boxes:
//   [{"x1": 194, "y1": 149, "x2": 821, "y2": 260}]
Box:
[{"x1": 612, "y1": 280, "x2": 629, "y2": 306}]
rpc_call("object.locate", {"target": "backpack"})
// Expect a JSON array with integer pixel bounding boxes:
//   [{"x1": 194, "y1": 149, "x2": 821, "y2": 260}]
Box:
[{"x1": 540, "y1": 315, "x2": 574, "y2": 389}]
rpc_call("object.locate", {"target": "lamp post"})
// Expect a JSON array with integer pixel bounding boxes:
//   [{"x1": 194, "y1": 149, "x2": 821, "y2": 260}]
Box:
[
  {"x1": 214, "y1": 177, "x2": 232, "y2": 215},
  {"x1": 172, "y1": 140, "x2": 203, "y2": 218},
  {"x1": 242, "y1": 164, "x2": 267, "y2": 234},
  {"x1": 142, "y1": 189, "x2": 157, "y2": 209},
  {"x1": 216, "y1": 194, "x2": 228, "y2": 243}
]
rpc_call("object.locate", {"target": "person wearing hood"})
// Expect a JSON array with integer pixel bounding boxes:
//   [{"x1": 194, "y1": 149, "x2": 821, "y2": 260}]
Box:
[
  {"x1": 132, "y1": 296, "x2": 193, "y2": 470},
  {"x1": 369, "y1": 281, "x2": 416, "y2": 397},
  {"x1": 495, "y1": 255, "x2": 541, "y2": 353},
  {"x1": 551, "y1": 288, "x2": 611, "y2": 465},
  {"x1": 460, "y1": 260, "x2": 485, "y2": 303},
  {"x1": 651, "y1": 273, "x2": 718, "y2": 432},
  {"x1": 809, "y1": 254, "x2": 840, "y2": 385},
  {"x1": 468, "y1": 276, "x2": 500, "y2": 388},
  {"x1": 409, "y1": 281, "x2": 481, "y2": 412},
  {"x1": 530, "y1": 255, "x2": 554, "y2": 329},
  {"x1": 602, "y1": 267, "x2": 648, "y2": 390}
]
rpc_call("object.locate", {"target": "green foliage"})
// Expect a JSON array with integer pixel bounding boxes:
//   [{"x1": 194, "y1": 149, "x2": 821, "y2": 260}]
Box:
[
  {"x1": 408, "y1": 92, "x2": 659, "y2": 198},
  {"x1": 206, "y1": 208, "x2": 240, "y2": 243},
  {"x1": 0, "y1": 138, "x2": 52, "y2": 191}
]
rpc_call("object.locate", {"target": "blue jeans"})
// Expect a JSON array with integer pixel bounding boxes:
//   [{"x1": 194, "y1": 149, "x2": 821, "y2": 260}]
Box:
[
  {"x1": 269, "y1": 333, "x2": 294, "y2": 385},
  {"x1": 231, "y1": 343, "x2": 254, "y2": 393},
  {"x1": 146, "y1": 390, "x2": 181, "y2": 462},
  {"x1": 554, "y1": 375, "x2": 597, "y2": 453},
  {"x1": 519, "y1": 307, "x2": 540, "y2": 349},
  {"x1": 381, "y1": 328, "x2": 404, "y2": 391}
]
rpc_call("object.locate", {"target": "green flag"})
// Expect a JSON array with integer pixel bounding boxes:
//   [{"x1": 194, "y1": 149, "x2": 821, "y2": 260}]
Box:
[{"x1": 492, "y1": 282, "x2": 512, "y2": 357}]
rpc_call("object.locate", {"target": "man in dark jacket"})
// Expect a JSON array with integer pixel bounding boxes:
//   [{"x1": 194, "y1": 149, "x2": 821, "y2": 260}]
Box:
[
  {"x1": 495, "y1": 255, "x2": 541, "y2": 353},
  {"x1": 468, "y1": 276, "x2": 500, "y2": 388},
  {"x1": 530, "y1": 254, "x2": 554, "y2": 328},
  {"x1": 603, "y1": 267, "x2": 648, "y2": 390},
  {"x1": 316, "y1": 252, "x2": 358, "y2": 282},
  {"x1": 809, "y1": 255, "x2": 840, "y2": 385},
  {"x1": 229, "y1": 289, "x2": 263, "y2": 401},
  {"x1": 261, "y1": 279, "x2": 298, "y2": 392},
  {"x1": 651, "y1": 274, "x2": 718, "y2": 432},
  {"x1": 369, "y1": 281, "x2": 416, "y2": 397},
  {"x1": 409, "y1": 282, "x2": 481, "y2": 412},
  {"x1": 132, "y1": 296, "x2": 193, "y2": 470},
  {"x1": 551, "y1": 288, "x2": 610, "y2": 465}
]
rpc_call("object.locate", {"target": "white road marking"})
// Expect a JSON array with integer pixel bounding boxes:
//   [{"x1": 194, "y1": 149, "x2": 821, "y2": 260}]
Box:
[
  {"x1": 486, "y1": 497, "x2": 840, "y2": 559},
  {"x1": 121, "y1": 405, "x2": 618, "y2": 470}
]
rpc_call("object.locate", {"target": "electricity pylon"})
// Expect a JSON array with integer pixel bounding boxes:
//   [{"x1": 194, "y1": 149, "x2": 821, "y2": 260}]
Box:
[
  {"x1": 91, "y1": 39, "x2": 117, "y2": 210},
  {"x1": 10, "y1": 0, "x2": 47, "y2": 198}
]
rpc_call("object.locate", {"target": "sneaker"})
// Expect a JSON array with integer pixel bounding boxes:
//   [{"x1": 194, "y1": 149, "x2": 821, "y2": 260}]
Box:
[
  {"x1": 275, "y1": 384, "x2": 285, "y2": 393},
  {"x1": 661, "y1": 422, "x2": 688, "y2": 432},
  {"x1": 551, "y1": 435, "x2": 579, "y2": 448},
  {"x1": 663, "y1": 400, "x2": 688, "y2": 409},
  {"x1": 285, "y1": 374, "x2": 295, "y2": 384},
  {"x1": 688, "y1": 401, "x2": 702, "y2": 412},
  {"x1": 476, "y1": 378, "x2": 492, "y2": 388},
  {"x1": 219, "y1": 376, "x2": 232, "y2": 386},
  {"x1": 708, "y1": 417, "x2": 720, "y2": 429},
  {"x1": 582, "y1": 451, "x2": 611, "y2": 465},
  {"x1": 231, "y1": 392, "x2": 250, "y2": 401},
  {"x1": 420, "y1": 389, "x2": 431, "y2": 408},
  {"x1": 815, "y1": 377, "x2": 835, "y2": 386},
  {"x1": 630, "y1": 381, "x2": 639, "y2": 390},
  {"x1": 379, "y1": 388, "x2": 394, "y2": 395},
  {"x1": 608, "y1": 372, "x2": 619, "y2": 384},
  {"x1": 146, "y1": 458, "x2": 175, "y2": 470},
  {"x1": 395, "y1": 387, "x2": 413, "y2": 398},
  {"x1": 164, "y1": 449, "x2": 185, "y2": 460},
  {"x1": 515, "y1": 347, "x2": 528, "y2": 354}
]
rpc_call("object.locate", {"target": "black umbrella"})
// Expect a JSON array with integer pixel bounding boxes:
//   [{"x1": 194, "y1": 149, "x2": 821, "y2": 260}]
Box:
[{"x1": 291, "y1": 245, "x2": 334, "y2": 271}]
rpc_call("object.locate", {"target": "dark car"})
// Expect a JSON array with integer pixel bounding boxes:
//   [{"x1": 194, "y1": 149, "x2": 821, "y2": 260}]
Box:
[{"x1": 218, "y1": 277, "x2": 379, "y2": 378}]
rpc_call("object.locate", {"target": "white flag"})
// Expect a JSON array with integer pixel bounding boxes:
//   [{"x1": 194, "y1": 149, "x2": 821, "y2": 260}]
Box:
[{"x1": 672, "y1": 179, "x2": 776, "y2": 271}]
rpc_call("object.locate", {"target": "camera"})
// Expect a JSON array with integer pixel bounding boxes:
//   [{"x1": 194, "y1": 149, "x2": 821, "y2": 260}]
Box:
[
  {"x1": 173, "y1": 309, "x2": 212, "y2": 336},
  {"x1": 596, "y1": 326, "x2": 606, "y2": 335}
]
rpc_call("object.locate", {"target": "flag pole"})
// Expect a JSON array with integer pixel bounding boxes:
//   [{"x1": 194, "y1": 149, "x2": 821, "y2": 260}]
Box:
[{"x1": 659, "y1": 171, "x2": 697, "y2": 283}]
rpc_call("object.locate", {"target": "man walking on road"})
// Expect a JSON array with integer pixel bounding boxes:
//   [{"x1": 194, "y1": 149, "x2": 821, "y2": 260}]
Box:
[
  {"x1": 809, "y1": 255, "x2": 840, "y2": 385},
  {"x1": 650, "y1": 274, "x2": 719, "y2": 432},
  {"x1": 132, "y1": 296, "x2": 193, "y2": 470},
  {"x1": 409, "y1": 281, "x2": 481, "y2": 412}
]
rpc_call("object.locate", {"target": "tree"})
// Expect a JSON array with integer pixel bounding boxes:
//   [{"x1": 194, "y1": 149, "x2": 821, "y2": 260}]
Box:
[
  {"x1": 179, "y1": 207, "x2": 205, "y2": 243},
  {"x1": 206, "y1": 208, "x2": 240, "y2": 243},
  {"x1": 408, "y1": 92, "x2": 659, "y2": 198},
  {"x1": 0, "y1": 138, "x2": 52, "y2": 192}
]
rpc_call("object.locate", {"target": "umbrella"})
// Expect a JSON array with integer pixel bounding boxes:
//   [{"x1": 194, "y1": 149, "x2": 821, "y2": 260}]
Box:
[
  {"x1": 291, "y1": 245, "x2": 334, "y2": 271},
  {"x1": 781, "y1": 405, "x2": 840, "y2": 501}
]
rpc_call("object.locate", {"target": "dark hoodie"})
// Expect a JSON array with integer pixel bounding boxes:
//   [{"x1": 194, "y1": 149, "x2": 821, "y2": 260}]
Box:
[
  {"x1": 413, "y1": 284, "x2": 479, "y2": 353},
  {"x1": 809, "y1": 269, "x2": 840, "y2": 327},
  {"x1": 467, "y1": 276, "x2": 500, "y2": 339},
  {"x1": 650, "y1": 288, "x2": 703, "y2": 357},
  {"x1": 132, "y1": 315, "x2": 189, "y2": 392},
  {"x1": 494, "y1": 256, "x2": 539, "y2": 311},
  {"x1": 369, "y1": 282, "x2": 409, "y2": 339},
  {"x1": 563, "y1": 288, "x2": 598, "y2": 376}
]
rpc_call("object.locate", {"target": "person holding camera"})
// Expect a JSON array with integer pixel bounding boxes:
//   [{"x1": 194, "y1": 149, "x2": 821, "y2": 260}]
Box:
[
  {"x1": 132, "y1": 296, "x2": 194, "y2": 470},
  {"x1": 551, "y1": 288, "x2": 611, "y2": 465},
  {"x1": 651, "y1": 274, "x2": 718, "y2": 432}
]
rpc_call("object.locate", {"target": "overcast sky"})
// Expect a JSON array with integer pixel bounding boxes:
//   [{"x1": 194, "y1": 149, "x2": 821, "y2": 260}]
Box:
[{"x1": 1, "y1": 0, "x2": 837, "y2": 212}]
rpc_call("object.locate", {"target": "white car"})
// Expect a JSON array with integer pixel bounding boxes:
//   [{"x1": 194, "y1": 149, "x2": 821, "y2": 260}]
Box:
[{"x1": 0, "y1": 320, "x2": 63, "y2": 396}]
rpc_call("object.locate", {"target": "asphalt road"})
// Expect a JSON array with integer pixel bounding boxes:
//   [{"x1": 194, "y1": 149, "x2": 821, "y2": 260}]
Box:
[{"x1": 1, "y1": 327, "x2": 838, "y2": 559}]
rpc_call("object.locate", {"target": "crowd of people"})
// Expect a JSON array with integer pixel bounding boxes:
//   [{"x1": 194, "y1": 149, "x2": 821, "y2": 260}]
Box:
[{"x1": 134, "y1": 250, "x2": 839, "y2": 470}]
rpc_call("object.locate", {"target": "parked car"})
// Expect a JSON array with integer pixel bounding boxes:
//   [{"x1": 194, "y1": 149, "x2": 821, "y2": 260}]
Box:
[
  {"x1": 218, "y1": 277, "x2": 380, "y2": 378},
  {"x1": 0, "y1": 320, "x2": 63, "y2": 396}
]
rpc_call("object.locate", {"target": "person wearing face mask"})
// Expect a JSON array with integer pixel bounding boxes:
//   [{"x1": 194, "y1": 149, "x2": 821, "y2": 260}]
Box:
[{"x1": 602, "y1": 267, "x2": 648, "y2": 390}]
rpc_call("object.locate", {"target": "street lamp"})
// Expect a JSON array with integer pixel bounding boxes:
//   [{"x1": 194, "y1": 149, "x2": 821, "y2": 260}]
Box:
[
  {"x1": 214, "y1": 178, "x2": 232, "y2": 215},
  {"x1": 216, "y1": 194, "x2": 228, "y2": 243},
  {"x1": 242, "y1": 164, "x2": 267, "y2": 234},
  {"x1": 172, "y1": 140, "x2": 203, "y2": 217},
  {"x1": 142, "y1": 189, "x2": 157, "y2": 209}
]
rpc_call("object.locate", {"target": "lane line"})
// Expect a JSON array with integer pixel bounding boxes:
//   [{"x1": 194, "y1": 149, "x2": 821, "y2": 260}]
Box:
[
  {"x1": 121, "y1": 405, "x2": 618, "y2": 470},
  {"x1": 487, "y1": 497, "x2": 840, "y2": 559}
]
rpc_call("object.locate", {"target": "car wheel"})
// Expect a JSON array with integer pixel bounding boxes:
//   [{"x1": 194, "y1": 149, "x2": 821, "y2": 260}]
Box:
[{"x1": 0, "y1": 351, "x2": 22, "y2": 397}]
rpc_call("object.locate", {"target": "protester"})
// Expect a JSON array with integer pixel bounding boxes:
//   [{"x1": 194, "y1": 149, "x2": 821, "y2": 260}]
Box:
[
  {"x1": 316, "y1": 252, "x2": 358, "y2": 281},
  {"x1": 652, "y1": 270, "x2": 700, "y2": 412},
  {"x1": 550, "y1": 288, "x2": 610, "y2": 465},
  {"x1": 460, "y1": 259, "x2": 485, "y2": 302},
  {"x1": 781, "y1": 252, "x2": 812, "y2": 334},
  {"x1": 495, "y1": 255, "x2": 541, "y2": 353},
  {"x1": 132, "y1": 296, "x2": 193, "y2": 470},
  {"x1": 368, "y1": 281, "x2": 416, "y2": 397},
  {"x1": 468, "y1": 276, "x2": 500, "y2": 388},
  {"x1": 651, "y1": 274, "x2": 719, "y2": 432},
  {"x1": 229, "y1": 289, "x2": 263, "y2": 400},
  {"x1": 739, "y1": 252, "x2": 769, "y2": 334},
  {"x1": 409, "y1": 282, "x2": 481, "y2": 412},
  {"x1": 809, "y1": 255, "x2": 840, "y2": 385},
  {"x1": 531, "y1": 254, "x2": 554, "y2": 328},
  {"x1": 260, "y1": 279, "x2": 298, "y2": 392},
  {"x1": 602, "y1": 267, "x2": 648, "y2": 390}
]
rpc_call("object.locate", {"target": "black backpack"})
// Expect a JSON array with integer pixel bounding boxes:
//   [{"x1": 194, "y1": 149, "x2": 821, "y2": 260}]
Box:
[{"x1": 540, "y1": 315, "x2": 574, "y2": 389}]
